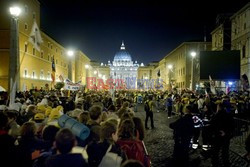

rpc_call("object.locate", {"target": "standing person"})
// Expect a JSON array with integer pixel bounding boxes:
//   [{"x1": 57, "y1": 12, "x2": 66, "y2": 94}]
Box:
[
  {"x1": 144, "y1": 96, "x2": 155, "y2": 129},
  {"x1": 166, "y1": 94, "x2": 173, "y2": 118},
  {"x1": 210, "y1": 103, "x2": 234, "y2": 167},
  {"x1": 87, "y1": 119, "x2": 126, "y2": 167},
  {"x1": 169, "y1": 105, "x2": 194, "y2": 166},
  {"x1": 0, "y1": 112, "x2": 18, "y2": 167}
]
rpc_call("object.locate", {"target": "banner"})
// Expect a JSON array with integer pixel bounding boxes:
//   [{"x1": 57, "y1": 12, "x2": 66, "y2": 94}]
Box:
[
  {"x1": 29, "y1": 21, "x2": 43, "y2": 51},
  {"x1": 64, "y1": 79, "x2": 81, "y2": 91},
  {"x1": 209, "y1": 75, "x2": 216, "y2": 94}
]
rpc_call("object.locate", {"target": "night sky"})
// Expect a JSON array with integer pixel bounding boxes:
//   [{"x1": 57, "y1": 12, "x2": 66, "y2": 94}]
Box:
[{"x1": 39, "y1": 0, "x2": 249, "y2": 64}]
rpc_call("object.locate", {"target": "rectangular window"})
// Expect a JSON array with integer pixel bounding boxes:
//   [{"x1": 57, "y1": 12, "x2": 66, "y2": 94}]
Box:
[
  {"x1": 48, "y1": 54, "x2": 50, "y2": 61},
  {"x1": 32, "y1": 71, "x2": 35, "y2": 78},
  {"x1": 33, "y1": 48, "x2": 35, "y2": 55},
  {"x1": 51, "y1": 45, "x2": 53, "y2": 49},
  {"x1": 25, "y1": 5, "x2": 28, "y2": 13},
  {"x1": 33, "y1": 12, "x2": 36, "y2": 19},
  {"x1": 25, "y1": 23, "x2": 28, "y2": 30},
  {"x1": 40, "y1": 70, "x2": 44, "y2": 79},
  {"x1": 41, "y1": 51, "x2": 44, "y2": 58},
  {"x1": 47, "y1": 72, "x2": 50, "y2": 80},
  {"x1": 25, "y1": 43, "x2": 28, "y2": 52},
  {"x1": 24, "y1": 69, "x2": 28, "y2": 77},
  {"x1": 242, "y1": 45, "x2": 246, "y2": 58},
  {"x1": 48, "y1": 42, "x2": 50, "y2": 47}
]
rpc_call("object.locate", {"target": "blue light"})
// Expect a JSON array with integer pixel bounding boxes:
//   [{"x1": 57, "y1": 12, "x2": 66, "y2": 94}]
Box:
[{"x1": 228, "y1": 81, "x2": 233, "y2": 86}]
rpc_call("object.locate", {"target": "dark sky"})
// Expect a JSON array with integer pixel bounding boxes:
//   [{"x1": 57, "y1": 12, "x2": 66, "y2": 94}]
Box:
[{"x1": 39, "y1": 0, "x2": 249, "y2": 64}]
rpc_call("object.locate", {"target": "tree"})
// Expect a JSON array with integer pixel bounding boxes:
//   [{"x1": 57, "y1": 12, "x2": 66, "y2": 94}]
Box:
[{"x1": 54, "y1": 82, "x2": 65, "y2": 90}]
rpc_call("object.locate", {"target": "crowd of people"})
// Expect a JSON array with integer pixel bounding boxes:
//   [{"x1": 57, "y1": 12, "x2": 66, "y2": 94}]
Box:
[{"x1": 0, "y1": 88, "x2": 250, "y2": 167}]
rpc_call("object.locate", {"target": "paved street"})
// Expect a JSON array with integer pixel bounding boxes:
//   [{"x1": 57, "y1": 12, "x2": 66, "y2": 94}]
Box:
[{"x1": 135, "y1": 104, "x2": 249, "y2": 167}]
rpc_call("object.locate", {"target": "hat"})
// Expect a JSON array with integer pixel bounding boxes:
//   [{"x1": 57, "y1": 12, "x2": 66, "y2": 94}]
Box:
[
  {"x1": 45, "y1": 108, "x2": 52, "y2": 117},
  {"x1": 34, "y1": 113, "x2": 45, "y2": 120},
  {"x1": 215, "y1": 100, "x2": 222, "y2": 104},
  {"x1": 56, "y1": 105, "x2": 63, "y2": 112},
  {"x1": 49, "y1": 108, "x2": 62, "y2": 120},
  {"x1": 37, "y1": 105, "x2": 46, "y2": 113}
]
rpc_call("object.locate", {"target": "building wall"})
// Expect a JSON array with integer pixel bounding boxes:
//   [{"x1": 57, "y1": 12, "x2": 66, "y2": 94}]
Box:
[
  {"x1": 162, "y1": 42, "x2": 211, "y2": 90},
  {"x1": 211, "y1": 25, "x2": 224, "y2": 51},
  {"x1": 75, "y1": 51, "x2": 91, "y2": 85},
  {"x1": 0, "y1": 0, "x2": 91, "y2": 91},
  {"x1": 231, "y1": 3, "x2": 250, "y2": 79}
]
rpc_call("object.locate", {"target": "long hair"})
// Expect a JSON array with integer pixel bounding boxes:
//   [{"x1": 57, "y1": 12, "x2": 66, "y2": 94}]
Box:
[{"x1": 118, "y1": 119, "x2": 135, "y2": 139}]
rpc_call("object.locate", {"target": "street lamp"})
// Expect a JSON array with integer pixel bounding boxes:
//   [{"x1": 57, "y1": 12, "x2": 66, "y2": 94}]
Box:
[
  {"x1": 190, "y1": 51, "x2": 197, "y2": 90},
  {"x1": 9, "y1": 5, "x2": 21, "y2": 100},
  {"x1": 67, "y1": 50, "x2": 74, "y2": 81}
]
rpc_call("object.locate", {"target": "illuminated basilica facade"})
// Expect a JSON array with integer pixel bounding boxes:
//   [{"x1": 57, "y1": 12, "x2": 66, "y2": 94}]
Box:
[{"x1": 109, "y1": 42, "x2": 139, "y2": 81}]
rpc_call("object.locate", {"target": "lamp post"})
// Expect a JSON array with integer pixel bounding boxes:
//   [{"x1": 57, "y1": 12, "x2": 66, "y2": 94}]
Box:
[
  {"x1": 168, "y1": 64, "x2": 173, "y2": 89},
  {"x1": 67, "y1": 50, "x2": 74, "y2": 81},
  {"x1": 9, "y1": 6, "x2": 21, "y2": 102},
  {"x1": 190, "y1": 51, "x2": 197, "y2": 90}
]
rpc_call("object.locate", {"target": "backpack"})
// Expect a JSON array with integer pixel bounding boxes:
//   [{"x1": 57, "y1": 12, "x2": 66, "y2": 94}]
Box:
[
  {"x1": 144, "y1": 101, "x2": 150, "y2": 112},
  {"x1": 117, "y1": 140, "x2": 151, "y2": 167},
  {"x1": 98, "y1": 145, "x2": 122, "y2": 167}
]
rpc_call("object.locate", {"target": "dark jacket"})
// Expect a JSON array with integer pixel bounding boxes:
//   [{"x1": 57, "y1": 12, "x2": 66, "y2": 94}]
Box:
[
  {"x1": 169, "y1": 114, "x2": 194, "y2": 143},
  {"x1": 0, "y1": 130, "x2": 17, "y2": 167},
  {"x1": 45, "y1": 153, "x2": 88, "y2": 167},
  {"x1": 87, "y1": 140, "x2": 126, "y2": 167},
  {"x1": 210, "y1": 109, "x2": 234, "y2": 139}
]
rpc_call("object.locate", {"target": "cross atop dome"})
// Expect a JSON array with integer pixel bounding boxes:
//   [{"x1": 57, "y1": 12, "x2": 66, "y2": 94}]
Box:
[{"x1": 120, "y1": 41, "x2": 125, "y2": 50}]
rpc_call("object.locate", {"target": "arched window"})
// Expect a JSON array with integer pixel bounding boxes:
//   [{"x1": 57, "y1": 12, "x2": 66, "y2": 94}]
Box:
[{"x1": 242, "y1": 45, "x2": 246, "y2": 58}]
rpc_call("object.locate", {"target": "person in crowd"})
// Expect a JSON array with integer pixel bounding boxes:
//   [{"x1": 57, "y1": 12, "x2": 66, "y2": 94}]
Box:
[
  {"x1": 86, "y1": 105, "x2": 102, "y2": 144},
  {"x1": 33, "y1": 125, "x2": 60, "y2": 167},
  {"x1": 210, "y1": 103, "x2": 234, "y2": 167},
  {"x1": 6, "y1": 110, "x2": 20, "y2": 139},
  {"x1": 45, "y1": 128, "x2": 88, "y2": 167},
  {"x1": 0, "y1": 112, "x2": 18, "y2": 166},
  {"x1": 78, "y1": 111, "x2": 90, "y2": 125},
  {"x1": 166, "y1": 94, "x2": 173, "y2": 118},
  {"x1": 133, "y1": 116, "x2": 145, "y2": 141},
  {"x1": 169, "y1": 105, "x2": 194, "y2": 166},
  {"x1": 117, "y1": 119, "x2": 150, "y2": 167},
  {"x1": 84, "y1": 95, "x2": 92, "y2": 111},
  {"x1": 144, "y1": 96, "x2": 155, "y2": 129},
  {"x1": 87, "y1": 118, "x2": 126, "y2": 167},
  {"x1": 16, "y1": 121, "x2": 47, "y2": 167}
]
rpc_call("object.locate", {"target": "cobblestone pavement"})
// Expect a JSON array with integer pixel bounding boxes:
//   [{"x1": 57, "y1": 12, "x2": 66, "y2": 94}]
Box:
[{"x1": 135, "y1": 104, "x2": 250, "y2": 167}]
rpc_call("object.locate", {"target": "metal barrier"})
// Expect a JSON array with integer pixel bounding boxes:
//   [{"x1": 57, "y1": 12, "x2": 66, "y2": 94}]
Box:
[{"x1": 233, "y1": 117, "x2": 250, "y2": 144}]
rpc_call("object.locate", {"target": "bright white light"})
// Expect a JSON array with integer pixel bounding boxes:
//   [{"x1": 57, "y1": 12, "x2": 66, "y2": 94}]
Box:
[
  {"x1": 168, "y1": 64, "x2": 173, "y2": 69},
  {"x1": 191, "y1": 51, "x2": 197, "y2": 58},
  {"x1": 67, "y1": 50, "x2": 74, "y2": 57},
  {"x1": 10, "y1": 6, "x2": 21, "y2": 17},
  {"x1": 141, "y1": 63, "x2": 144, "y2": 66},
  {"x1": 85, "y1": 64, "x2": 89, "y2": 69},
  {"x1": 98, "y1": 74, "x2": 102, "y2": 77},
  {"x1": 94, "y1": 70, "x2": 97, "y2": 75},
  {"x1": 228, "y1": 82, "x2": 233, "y2": 86}
]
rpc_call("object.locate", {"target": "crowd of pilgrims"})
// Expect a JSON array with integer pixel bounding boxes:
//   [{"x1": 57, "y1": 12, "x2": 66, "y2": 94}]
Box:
[{"x1": 0, "y1": 88, "x2": 250, "y2": 167}]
